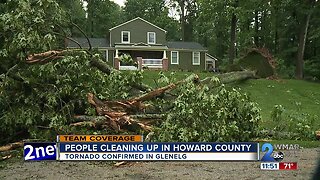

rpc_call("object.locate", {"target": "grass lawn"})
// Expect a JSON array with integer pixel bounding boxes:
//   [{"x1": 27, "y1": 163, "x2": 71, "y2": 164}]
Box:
[
  {"x1": 142, "y1": 70, "x2": 320, "y2": 120},
  {"x1": 233, "y1": 79, "x2": 320, "y2": 128},
  {"x1": 142, "y1": 70, "x2": 320, "y2": 144}
]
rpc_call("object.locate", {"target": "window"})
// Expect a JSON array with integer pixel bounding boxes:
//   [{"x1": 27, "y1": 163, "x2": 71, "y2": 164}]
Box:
[
  {"x1": 147, "y1": 32, "x2": 156, "y2": 44},
  {"x1": 121, "y1": 31, "x2": 130, "y2": 43},
  {"x1": 100, "y1": 50, "x2": 108, "y2": 61},
  {"x1": 171, "y1": 51, "x2": 179, "y2": 64},
  {"x1": 193, "y1": 52, "x2": 200, "y2": 65}
]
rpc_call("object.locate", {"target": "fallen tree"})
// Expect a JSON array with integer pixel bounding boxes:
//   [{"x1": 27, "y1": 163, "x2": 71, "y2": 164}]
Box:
[
  {"x1": 25, "y1": 50, "x2": 258, "y2": 134},
  {"x1": 66, "y1": 70, "x2": 256, "y2": 133},
  {"x1": 5, "y1": 45, "x2": 258, "y2": 137}
]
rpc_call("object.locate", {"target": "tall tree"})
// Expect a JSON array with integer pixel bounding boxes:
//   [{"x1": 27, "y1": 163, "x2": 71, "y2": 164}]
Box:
[
  {"x1": 57, "y1": 0, "x2": 86, "y2": 37},
  {"x1": 86, "y1": 0, "x2": 122, "y2": 38},
  {"x1": 295, "y1": 0, "x2": 316, "y2": 79},
  {"x1": 124, "y1": 0, "x2": 165, "y2": 21},
  {"x1": 123, "y1": 0, "x2": 180, "y2": 41},
  {"x1": 271, "y1": 0, "x2": 281, "y2": 54},
  {"x1": 196, "y1": 0, "x2": 229, "y2": 59},
  {"x1": 170, "y1": 0, "x2": 197, "y2": 41},
  {"x1": 228, "y1": 0, "x2": 239, "y2": 65}
]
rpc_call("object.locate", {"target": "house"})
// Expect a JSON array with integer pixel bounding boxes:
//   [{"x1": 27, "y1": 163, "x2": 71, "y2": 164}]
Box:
[{"x1": 66, "y1": 17, "x2": 217, "y2": 71}]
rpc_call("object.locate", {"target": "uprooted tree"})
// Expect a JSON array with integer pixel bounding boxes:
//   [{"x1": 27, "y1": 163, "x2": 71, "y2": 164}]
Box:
[{"x1": 0, "y1": 0, "x2": 261, "y2": 146}]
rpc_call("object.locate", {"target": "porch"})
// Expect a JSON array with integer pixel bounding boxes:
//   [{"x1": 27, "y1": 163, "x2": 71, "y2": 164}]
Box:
[
  {"x1": 113, "y1": 47, "x2": 168, "y2": 71},
  {"x1": 119, "y1": 58, "x2": 164, "y2": 70}
]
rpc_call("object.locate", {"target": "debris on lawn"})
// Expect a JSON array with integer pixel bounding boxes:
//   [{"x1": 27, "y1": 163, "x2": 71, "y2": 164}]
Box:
[
  {"x1": 316, "y1": 131, "x2": 320, "y2": 140},
  {"x1": 0, "y1": 141, "x2": 24, "y2": 152}
]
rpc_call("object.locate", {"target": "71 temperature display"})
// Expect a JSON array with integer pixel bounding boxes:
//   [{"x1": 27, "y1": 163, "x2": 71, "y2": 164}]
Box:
[{"x1": 261, "y1": 162, "x2": 297, "y2": 170}]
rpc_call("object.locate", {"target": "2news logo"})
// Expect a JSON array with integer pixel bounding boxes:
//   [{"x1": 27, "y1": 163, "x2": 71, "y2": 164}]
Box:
[
  {"x1": 261, "y1": 143, "x2": 284, "y2": 162},
  {"x1": 24, "y1": 143, "x2": 57, "y2": 161}
]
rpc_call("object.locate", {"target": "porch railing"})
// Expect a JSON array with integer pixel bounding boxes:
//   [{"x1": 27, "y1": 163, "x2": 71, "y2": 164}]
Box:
[
  {"x1": 119, "y1": 66, "x2": 138, "y2": 70},
  {"x1": 142, "y1": 59, "x2": 163, "y2": 69},
  {"x1": 119, "y1": 58, "x2": 163, "y2": 70}
]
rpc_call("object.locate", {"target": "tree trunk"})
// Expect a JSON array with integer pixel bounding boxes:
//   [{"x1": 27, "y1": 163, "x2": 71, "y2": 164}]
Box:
[
  {"x1": 274, "y1": 28, "x2": 278, "y2": 55},
  {"x1": 201, "y1": 71, "x2": 256, "y2": 86},
  {"x1": 229, "y1": 0, "x2": 238, "y2": 65},
  {"x1": 273, "y1": 5, "x2": 279, "y2": 54},
  {"x1": 0, "y1": 141, "x2": 24, "y2": 152},
  {"x1": 254, "y1": 10, "x2": 259, "y2": 47},
  {"x1": 295, "y1": 7, "x2": 312, "y2": 79},
  {"x1": 179, "y1": 0, "x2": 185, "y2": 41}
]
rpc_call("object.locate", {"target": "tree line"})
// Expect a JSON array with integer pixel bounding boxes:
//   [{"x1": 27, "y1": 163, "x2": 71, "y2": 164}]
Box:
[
  {"x1": 62, "y1": 0, "x2": 320, "y2": 79},
  {"x1": 1, "y1": 0, "x2": 320, "y2": 78}
]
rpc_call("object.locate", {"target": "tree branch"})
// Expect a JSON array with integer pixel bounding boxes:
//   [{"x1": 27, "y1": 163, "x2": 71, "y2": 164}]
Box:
[
  {"x1": 26, "y1": 50, "x2": 68, "y2": 64},
  {"x1": 52, "y1": 31, "x2": 82, "y2": 49},
  {"x1": 89, "y1": 57, "x2": 113, "y2": 75},
  {"x1": 0, "y1": 141, "x2": 24, "y2": 152},
  {"x1": 72, "y1": 22, "x2": 92, "y2": 51}
]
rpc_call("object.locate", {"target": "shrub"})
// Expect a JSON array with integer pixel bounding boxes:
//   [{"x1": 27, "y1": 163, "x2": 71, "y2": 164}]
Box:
[
  {"x1": 304, "y1": 57, "x2": 320, "y2": 81},
  {"x1": 119, "y1": 53, "x2": 137, "y2": 66},
  {"x1": 270, "y1": 104, "x2": 318, "y2": 140},
  {"x1": 275, "y1": 58, "x2": 295, "y2": 79},
  {"x1": 155, "y1": 81, "x2": 261, "y2": 142}
]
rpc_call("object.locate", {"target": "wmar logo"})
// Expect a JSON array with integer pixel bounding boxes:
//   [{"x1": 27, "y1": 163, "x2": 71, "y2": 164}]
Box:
[{"x1": 261, "y1": 143, "x2": 284, "y2": 162}]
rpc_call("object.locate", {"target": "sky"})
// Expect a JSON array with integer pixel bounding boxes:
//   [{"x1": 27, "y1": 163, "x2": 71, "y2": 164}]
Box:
[
  {"x1": 82, "y1": 0, "x2": 126, "y2": 11},
  {"x1": 83, "y1": 0, "x2": 178, "y2": 19},
  {"x1": 110, "y1": 0, "x2": 126, "y2": 7}
]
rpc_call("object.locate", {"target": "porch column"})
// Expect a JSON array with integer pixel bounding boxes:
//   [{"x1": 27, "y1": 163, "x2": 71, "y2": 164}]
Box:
[
  {"x1": 163, "y1": 50, "x2": 167, "y2": 59},
  {"x1": 162, "y1": 50, "x2": 168, "y2": 71},
  {"x1": 137, "y1": 57, "x2": 143, "y2": 70},
  {"x1": 115, "y1": 49, "x2": 119, "y2": 58},
  {"x1": 114, "y1": 49, "x2": 120, "y2": 70}
]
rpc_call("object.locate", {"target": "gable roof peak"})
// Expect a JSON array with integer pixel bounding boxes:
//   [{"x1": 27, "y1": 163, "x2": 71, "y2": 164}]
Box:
[{"x1": 109, "y1": 17, "x2": 167, "y2": 33}]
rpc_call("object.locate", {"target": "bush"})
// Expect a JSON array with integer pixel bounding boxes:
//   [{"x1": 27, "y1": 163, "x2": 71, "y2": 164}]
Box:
[
  {"x1": 275, "y1": 58, "x2": 295, "y2": 79},
  {"x1": 119, "y1": 53, "x2": 137, "y2": 66},
  {"x1": 270, "y1": 104, "x2": 318, "y2": 140},
  {"x1": 155, "y1": 81, "x2": 261, "y2": 142},
  {"x1": 304, "y1": 57, "x2": 320, "y2": 81}
]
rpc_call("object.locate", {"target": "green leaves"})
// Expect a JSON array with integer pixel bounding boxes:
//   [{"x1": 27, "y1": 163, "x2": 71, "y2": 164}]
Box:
[
  {"x1": 0, "y1": 0, "x2": 64, "y2": 69},
  {"x1": 270, "y1": 104, "x2": 318, "y2": 140},
  {"x1": 86, "y1": 0, "x2": 122, "y2": 37},
  {"x1": 0, "y1": 49, "x2": 146, "y2": 143},
  {"x1": 156, "y1": 81, "x2": 261, "y2": 142}
]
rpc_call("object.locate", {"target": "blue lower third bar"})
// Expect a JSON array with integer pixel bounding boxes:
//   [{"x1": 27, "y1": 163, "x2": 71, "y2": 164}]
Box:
[{"x1": 59, "y1": 142, "x2": 258, "y2": 153}]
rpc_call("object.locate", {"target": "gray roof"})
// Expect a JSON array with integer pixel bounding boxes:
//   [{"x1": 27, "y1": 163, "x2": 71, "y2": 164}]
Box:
[
  {"x1": 166, "y1": 41, "x2": 207, "y2": 50},
  {"x1": 66, "y1": 38, "x2": 206, "y2": 50},
  {"x1": 66, "y1": 38, "x2": 109, "y2": 48}
]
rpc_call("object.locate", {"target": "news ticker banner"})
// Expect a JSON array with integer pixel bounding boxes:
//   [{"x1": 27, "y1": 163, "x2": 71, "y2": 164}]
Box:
[
  {"x1": 24, "y1": 135, "x2": 258, "y2": 161},
  {"x1": 24, "y1": 142, "x2": 258, "y2": 161},
  {"x1": 23, "y1": 135, "x2": 298, "y2": 170},
  {"x1": 59, "y1": 142, "x2": 258, "y2": 161}
]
